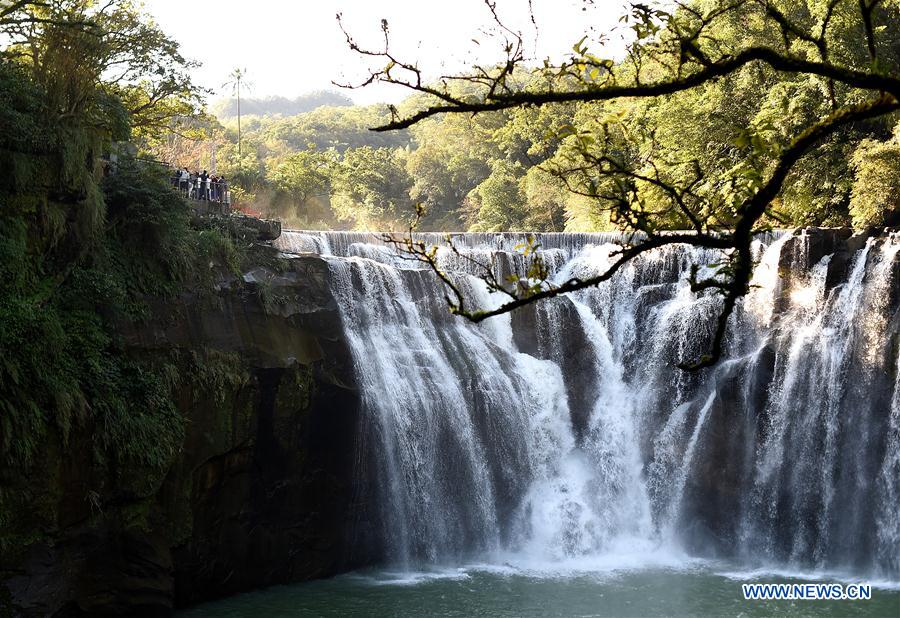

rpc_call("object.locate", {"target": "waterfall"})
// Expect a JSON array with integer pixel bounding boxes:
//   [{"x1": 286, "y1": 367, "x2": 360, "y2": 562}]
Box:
[{"x1": 279, "y1": 228, "x2": 899, "y2": 579}]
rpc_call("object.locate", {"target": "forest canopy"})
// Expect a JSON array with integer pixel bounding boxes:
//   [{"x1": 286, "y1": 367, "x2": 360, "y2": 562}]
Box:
[{"x1": 184, "y1": 0, "x2": 900, "y2": 237}]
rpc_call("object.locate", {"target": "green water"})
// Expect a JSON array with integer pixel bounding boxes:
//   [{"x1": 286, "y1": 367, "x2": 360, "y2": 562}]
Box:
[{"x1": 179, "y1": 563, "x2": 900, "y2": 618}]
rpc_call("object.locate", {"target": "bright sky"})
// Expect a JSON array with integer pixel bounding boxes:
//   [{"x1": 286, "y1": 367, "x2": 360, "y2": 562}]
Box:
[{"x1": 145, "y1": 0, "x2": 629, "y2": 107}]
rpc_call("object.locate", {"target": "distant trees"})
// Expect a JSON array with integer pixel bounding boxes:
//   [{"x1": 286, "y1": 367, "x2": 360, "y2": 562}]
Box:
[
  {"x1": 209, "y1": 78, "x2": 584, "y2": 230},
  {"x1": 153, "y1": 0, "x2": 898, "y2": 277},
  {"x1": 519, "y1": 166, "x2": 568, "y2": 231},
  {"x1": 210, "y1": 90, "x2": 353, "y2": 119},
  {"x1": 211, "y1": 0, "x2": 899, "y2": 241},
  {"x1": 405, "y1": 109, "x2": 495, "y2": 230},
  {"x1": 254, "y1": 105, "x2": 410, "y2": 152},
  {"x1": 330, "y1": 146, "x2": 414, "y2": 229},
  {"x1": 223, "y1": 68, "x2": 251, "y2": 156},
  {"x1": 466, "y1": 160, "x2": 527, "y2": 231},
  {"x1": 268, "y1": 149, "x2": 335, "y2": 223}
]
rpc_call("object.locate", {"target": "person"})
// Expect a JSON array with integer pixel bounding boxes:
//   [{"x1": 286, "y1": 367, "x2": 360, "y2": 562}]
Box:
[
  {"x1": 220, "y1": 176, "x2": 229, "y2": 210},
  {"x1": 200, "y1": 170, "x2": 209, "y2": 201},
  {"x1": 179, "y1": 168, "x2": 190, "y2": 197}
]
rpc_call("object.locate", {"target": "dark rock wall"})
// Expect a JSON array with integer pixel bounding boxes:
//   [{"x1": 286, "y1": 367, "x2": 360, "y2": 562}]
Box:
[{"x1": 1, "y1": 256, "x2": 367, "y2": 616}]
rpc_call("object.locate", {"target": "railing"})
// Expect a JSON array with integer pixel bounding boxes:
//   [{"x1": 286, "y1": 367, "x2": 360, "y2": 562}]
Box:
[
  {"x1": 171, "y1": 178, "x2": 232, "y2": 214},
  {"x1": 100, "y1": 152, "x2": 237, "y2": 216}
]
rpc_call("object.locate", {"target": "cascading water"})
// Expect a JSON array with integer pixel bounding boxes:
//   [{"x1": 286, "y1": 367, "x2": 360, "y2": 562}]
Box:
[{"x1": 275, "y1": 229, "x2": 900, "y2": 580}]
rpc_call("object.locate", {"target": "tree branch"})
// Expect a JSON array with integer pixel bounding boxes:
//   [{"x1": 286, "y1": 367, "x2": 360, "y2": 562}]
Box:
[{"x1": 372, "y1": 46, "x2": 900, "y2": 131}]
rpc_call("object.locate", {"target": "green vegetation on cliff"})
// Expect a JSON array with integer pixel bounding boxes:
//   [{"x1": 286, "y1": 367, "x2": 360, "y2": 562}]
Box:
[{"x1": 0, "y1": 2, "x2": 260, "y2": 558}]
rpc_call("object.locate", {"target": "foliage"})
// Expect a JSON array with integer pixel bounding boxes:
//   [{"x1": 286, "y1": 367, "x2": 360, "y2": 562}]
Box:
[
  {"x1": 100, "y1": 160, "x2": 195, "y2": 299},
  {"x1": 208, "y1": 0, "x2": 898, "y2": 235},
  {"x1": 465, "y1": 160, "x2": 527, "y2": 231},
  {"x1": 0, "y1": 172, "x2": 189, "y2": 472},
  {"x1": 850, "y1": 131, "x2": 900, "y2": 227},
  {"x1": 520, "y1": 166, "x2": 568, "y2": 232},
  {"x1": 338, "y1": 0, "x2": 900, "y2": 369},
  {"x1": 3, "y1": 0, "x2": 204, "y2": 143},
  {"x1": 330, "y1": 146, "x2": 414, "y2": 229},
  {"x1": 210, "y1": 78, "x2": 581, "y2": 231},
  {"x1": 219, "y1": 144, "x2": 266, "y2": 190},
  {"x1": 267, "y1": 148, "x2": 336, "y2": 224},
  {"x1": 254, "y1": 104, "x2": 410, "y2": 153},
  {"x1": 405, "y1": 109, "x2": 498, "y2": 230},
  {"x1": 0, "y1": 1, "x2": 247, "y2": 479}
]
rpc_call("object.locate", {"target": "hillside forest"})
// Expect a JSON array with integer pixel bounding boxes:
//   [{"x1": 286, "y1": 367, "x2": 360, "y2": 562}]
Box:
[{"x1": 169, "y1": 3, "x2": 900, "y2": 233}]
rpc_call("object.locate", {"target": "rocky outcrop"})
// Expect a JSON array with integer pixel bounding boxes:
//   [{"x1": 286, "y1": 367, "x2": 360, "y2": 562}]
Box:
[
  {"x1": 233, "y1": 215, "x2": 282, "y2": 242},
  {"x1": 0, "y1": 255, "x2": 368, "y2": 616},
  {"x1": 511, "y1": 298, "x2": 604, "y2": 441}
]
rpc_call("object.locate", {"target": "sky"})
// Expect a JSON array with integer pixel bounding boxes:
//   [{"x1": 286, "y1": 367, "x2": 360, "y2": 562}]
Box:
[{"x1": 145, "y1": 0, "x2": 629, "y2": 107}]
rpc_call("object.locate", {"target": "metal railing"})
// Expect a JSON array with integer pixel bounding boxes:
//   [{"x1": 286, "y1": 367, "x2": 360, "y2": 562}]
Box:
[{"x1": 171, "y1": 177, "x2": 232, "y2": 214}]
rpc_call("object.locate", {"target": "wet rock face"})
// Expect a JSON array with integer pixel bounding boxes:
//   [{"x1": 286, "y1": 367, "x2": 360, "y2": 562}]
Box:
[
  {"x1": 1, "y1": 255, "x2": 367, "y2": 616},
  {"x1": 774, "y1": 227, "x2": 854, "y2": 309},
  {"x1": 3, "y1": 527, "x2": 175, "y2": 618},
  {"x1": 169, "y1": 365, "x2": 364, "y2": 607},
  {"x1": 230, "y1": 215, "x2": 283, "y2": 242}
]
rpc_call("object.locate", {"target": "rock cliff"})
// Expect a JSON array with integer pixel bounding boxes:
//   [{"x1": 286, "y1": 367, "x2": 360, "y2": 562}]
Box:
[{"x1": 0, "y1": 254, "x2": 368, "y2": 616}]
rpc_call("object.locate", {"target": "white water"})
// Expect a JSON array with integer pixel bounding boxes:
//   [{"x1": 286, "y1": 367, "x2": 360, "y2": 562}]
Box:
[{"x1": 279, "y1": 229, "x2": 900, "y2": 581}]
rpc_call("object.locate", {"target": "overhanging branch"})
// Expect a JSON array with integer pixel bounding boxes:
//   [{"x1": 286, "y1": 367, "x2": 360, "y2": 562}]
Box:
[{"x1": 374, "y1": 46, "x2": 900, "y2": 130}]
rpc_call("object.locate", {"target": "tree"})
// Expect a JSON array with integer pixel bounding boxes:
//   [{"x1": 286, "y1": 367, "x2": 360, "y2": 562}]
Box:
[
  {"x1": 219, "y1": 142, "x2": 265, "y2": 191},
  {"x1": 267, "y1": 148, "x2": 336, "y2": 223},
  {"x1": 0, "y1": 0, "x2": 205, "y2": 283},
  {"x1": 224, "y1": 68, "x2": 251, "y2": 157},
  {"x1": 405, "y1": 111, "x2": 494, "y2": 230},
  {"x1": 259, "y1": 104, "x2": 410, "y2": 152},
  {"x1": 466, "y1": 159, "x2": 527, "y2": 231},
  {"x1": 330, "y1": 146, "x2": 414, "y2": 229},
  {"x1": 520, "y1": 166, "x2": 568, "y2": 232},
  {"x1": 0, "y1": 0, "x2": 210, "y2": 475},
  {"x1": 3, "y1": 0, "x2": 203, "y2": 139},
  {"x1": 850, "y1": 129, "x2": 900, "y2": 227},
  {"x1": 341, "y1": 0, "x2": 900, "y2": 369}
]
